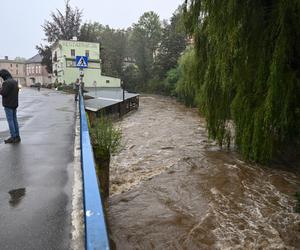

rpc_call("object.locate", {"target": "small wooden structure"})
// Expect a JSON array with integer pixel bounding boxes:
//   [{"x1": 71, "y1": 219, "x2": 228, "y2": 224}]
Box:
[{"x1": 84, "y1": 87, "x2": 139, "y2": 123}]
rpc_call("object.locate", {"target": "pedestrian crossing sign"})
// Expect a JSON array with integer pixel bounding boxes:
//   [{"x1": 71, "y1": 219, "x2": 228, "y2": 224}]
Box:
[{"x1": 75, "y1": 56, "x2": 88, "y2": 68}]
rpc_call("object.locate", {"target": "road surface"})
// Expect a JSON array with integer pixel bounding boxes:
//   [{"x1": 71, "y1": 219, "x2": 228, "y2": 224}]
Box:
[{"x1": 0, "y1": 88, "x2": 77, "y2": 250}]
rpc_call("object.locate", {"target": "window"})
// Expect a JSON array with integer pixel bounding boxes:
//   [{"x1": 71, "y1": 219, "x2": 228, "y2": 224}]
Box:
[
  {"x1": 10, "y1": 64, "x2": 12, "y2": 67},
  {"x1": 85, "y1": 50, "x2": 89, "y2": 57},
  {"x1": 71, "y1": 49, "x2": 75, "y2": 57},
  {"x1": 16, "y1": 64, "x2": 18, "y2": 68},
  {"x1": 16, "y1": 69, "x2": 18, "y2": 75},
  {"x1": 106, "y1": 80, "x2": 110, "y2": 84}
]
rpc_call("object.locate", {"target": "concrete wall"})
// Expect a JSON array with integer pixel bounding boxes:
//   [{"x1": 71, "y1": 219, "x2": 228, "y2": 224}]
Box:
[{"x1": 97, "y1": 75, "x2": 121, "y2": 88}]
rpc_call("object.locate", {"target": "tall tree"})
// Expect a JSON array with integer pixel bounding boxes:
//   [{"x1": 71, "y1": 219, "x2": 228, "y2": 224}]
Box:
[
  {"x1": 79, "y1": 22, "x2": 103, "y2": 42},
  {"x1": 184, "y1": 0, "x2": 300, "y2": 163},
  {"x1": 154, "y1": 6, "x2": 187, "y2": 79},
  {"x1": 79, "y1": 23, "x2": 127, "y2": 77},
  {"x1": 129, "y1": 11, "x2": 162, "y2": 88},
  {"x1": 36, "y1": 0, "x2": 82, "y2": 72}
]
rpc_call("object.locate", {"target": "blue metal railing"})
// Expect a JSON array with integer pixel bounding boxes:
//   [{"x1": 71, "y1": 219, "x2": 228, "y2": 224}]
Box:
[{"x1": 79, "y1": 92, "x2": 110, "y2": 250}]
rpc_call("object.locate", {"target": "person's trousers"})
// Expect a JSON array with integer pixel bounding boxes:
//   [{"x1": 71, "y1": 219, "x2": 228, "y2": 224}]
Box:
[
  {"x1": 4, "y1": 107, "x2": 19, "y2": 138},
  {"x1": 75, "y1": 90, "x2": 79, "y2": 100}
]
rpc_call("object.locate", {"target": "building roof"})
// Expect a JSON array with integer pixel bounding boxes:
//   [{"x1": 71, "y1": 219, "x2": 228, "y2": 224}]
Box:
[
  {"x1": 26, "y1": 54, "x2": 43, "y2": 64},
  {"x1": 0, "y1": 58, "x2": 26, "y2": 64},
  {"x1": 84, "y1": 87, "x2": 139, "y2": 112},
  {"x1": 85, "y1": 98, "x2": 120, "y2": 112}
]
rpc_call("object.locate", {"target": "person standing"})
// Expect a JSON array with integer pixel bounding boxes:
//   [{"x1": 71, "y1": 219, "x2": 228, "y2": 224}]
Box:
[
  {"x1": 0, "y1": 69, "x2": 21, "y2": 143},
  {"x1": 73, "y1": 78, "x2": 80, "y2": 101}
]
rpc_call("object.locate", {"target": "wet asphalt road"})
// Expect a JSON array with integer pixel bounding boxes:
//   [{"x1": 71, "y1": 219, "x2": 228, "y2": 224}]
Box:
[{"x1": 0, "y1": 88, "x2": 76, "y2": 250}]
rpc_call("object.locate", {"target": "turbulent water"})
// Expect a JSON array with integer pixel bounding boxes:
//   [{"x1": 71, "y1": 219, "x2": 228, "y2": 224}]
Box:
[{"x1": 108, "y1": 95, "x2": 300, "y2": 250}]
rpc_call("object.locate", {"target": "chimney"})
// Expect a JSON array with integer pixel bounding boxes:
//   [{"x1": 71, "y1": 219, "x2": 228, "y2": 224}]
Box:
[{"x1": 4, "y1": 56, "x2": 8, "y2": 60}]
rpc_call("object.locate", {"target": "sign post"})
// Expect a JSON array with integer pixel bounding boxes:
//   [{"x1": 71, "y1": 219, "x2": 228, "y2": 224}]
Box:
[
  {"x1": 76, "y1": 56, "x2": 88, "y2": 94},
  {"x1": 76, "y1": 56, "x2": 88, "y2": 68}
]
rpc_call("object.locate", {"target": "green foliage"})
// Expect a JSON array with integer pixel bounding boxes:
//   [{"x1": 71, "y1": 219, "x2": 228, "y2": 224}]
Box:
[
  {"x1": 37, "y1": 0, "x2": 83, "y2": 73},
  {"x1": 79, "y1": 23, "x2": 127, "y2": 77},
  {"x1": 175, "y1": 47, "x2": 199, "y2": 107},
  {"x1": 43, "y1": 0, "x2": 82, "y2": 43},
  {"x1": 90, "y1": 116, "x2": 122, "y2": 161},
  {"x1": 36, "y1": 45, "x2": 53, "y2": 73},
  {"x1": 154, "y1": 6, "x2": 187, "y2": 79},
  {"x1": 128, "y1": 11, "x2": 162, "y2": 88},
  {"x1": 121, "y1": 64, "x2": 140, "y2": 92},
  {"x1": 184, "y1": 0, "x2": 300, "y2": 163},
  {"x1": 146, "y1": 65, "x2": 181, "y2": 96},
  {"x1": 164, "y1": 68, "x2": 180, "y2": 96}
]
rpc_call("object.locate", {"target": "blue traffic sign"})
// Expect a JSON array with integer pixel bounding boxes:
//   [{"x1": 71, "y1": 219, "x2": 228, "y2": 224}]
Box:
[{"x1": 76, "y1": 56, "x2": 88, "y2": 68}]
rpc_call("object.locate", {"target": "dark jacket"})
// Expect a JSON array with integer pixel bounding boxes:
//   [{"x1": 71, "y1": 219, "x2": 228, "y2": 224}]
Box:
[{"x1": 0, "y1": 70, "x2": 19, "y2": 109}]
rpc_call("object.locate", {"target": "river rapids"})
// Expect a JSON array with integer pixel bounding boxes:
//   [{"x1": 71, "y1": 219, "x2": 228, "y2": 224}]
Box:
[{"x1": 108, "y1": 95, "x2": 300, "y2": 250}]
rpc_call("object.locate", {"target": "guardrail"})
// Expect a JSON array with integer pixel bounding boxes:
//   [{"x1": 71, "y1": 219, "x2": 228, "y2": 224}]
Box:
[{"x1": 79, "y1": 92, "x2": 110, "y2": 250}]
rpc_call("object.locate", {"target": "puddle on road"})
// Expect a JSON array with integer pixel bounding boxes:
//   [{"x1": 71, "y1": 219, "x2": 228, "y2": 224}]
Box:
[
  {"x1": 8, "y1": 188, "x2": 26, "y2": 208},
  {"x1": 108, "y1": 95, "x2": 300, "y2": 249}
]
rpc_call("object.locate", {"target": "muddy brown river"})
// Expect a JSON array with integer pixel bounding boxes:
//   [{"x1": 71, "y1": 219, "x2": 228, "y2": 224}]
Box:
[{"x1": 108, "y1": 95, "x2": 300, "y2": 249}]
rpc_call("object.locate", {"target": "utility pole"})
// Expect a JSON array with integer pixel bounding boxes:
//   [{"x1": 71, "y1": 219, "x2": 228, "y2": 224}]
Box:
[{"x1": 122, "y1": 80, "x2": 125, "y2": 101}]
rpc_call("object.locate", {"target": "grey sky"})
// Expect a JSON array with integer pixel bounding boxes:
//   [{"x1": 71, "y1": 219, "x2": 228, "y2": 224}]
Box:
[{"x1": 0, "y1": 0, "x2": 183, "y2": 59}]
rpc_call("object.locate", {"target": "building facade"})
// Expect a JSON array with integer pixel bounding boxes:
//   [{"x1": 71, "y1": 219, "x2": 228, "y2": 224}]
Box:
[
  {"x1": 0, "y1": 57, "x2": 26, "y2": 85},
  {"x1": 52, "y1": 39, "x2": 121, "y2": 87},
  {"x1": 26, "y1": 54, "x2": 51, "y2": 87},
  {"x1": 0, "y1": 55, "x2": 51, "y2": 86}
]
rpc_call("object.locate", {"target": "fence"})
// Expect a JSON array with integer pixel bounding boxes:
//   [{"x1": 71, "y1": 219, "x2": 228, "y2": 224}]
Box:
[{"x1": 79, "y1": 92, "x2": 110, "y2": 250}]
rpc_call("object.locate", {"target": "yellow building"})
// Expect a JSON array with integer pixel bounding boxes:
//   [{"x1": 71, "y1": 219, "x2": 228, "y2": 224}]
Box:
[{"x1": 51, "y1": 39, "x2": 121, "y2": 87}]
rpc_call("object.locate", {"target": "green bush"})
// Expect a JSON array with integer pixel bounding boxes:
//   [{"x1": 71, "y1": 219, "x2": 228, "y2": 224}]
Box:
[
  {"x1": 90, "y1": 116, "x2": 122, "y2": 161},
  {"x1": 90, "y1": 116, "x2": 122, "y2": 198},
  {"x1": 175, "y1": 47, "x2": 199, "y2": 107}
]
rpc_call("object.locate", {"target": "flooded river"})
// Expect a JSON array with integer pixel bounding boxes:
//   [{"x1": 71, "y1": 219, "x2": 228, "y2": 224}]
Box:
[{"x1": 108, "y1": 95, "x2": 300, "y2": 249}]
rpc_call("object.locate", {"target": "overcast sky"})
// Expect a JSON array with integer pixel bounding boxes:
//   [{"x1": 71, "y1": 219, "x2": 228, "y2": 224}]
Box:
[{"x1": 0, "y1": 0, "x2": 183, "y2": 59}]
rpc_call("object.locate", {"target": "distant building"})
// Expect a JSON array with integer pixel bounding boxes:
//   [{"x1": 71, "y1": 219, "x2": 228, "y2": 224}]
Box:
[
  {"x1": 26, "y1": 54, "x2": 51, "y2": 86},
  {"x1": 0, "y1": 56, "x2": 26, "y2": 85},
  {"x1": 51, "y1": 39, "x2": 121, "y2": 87}
]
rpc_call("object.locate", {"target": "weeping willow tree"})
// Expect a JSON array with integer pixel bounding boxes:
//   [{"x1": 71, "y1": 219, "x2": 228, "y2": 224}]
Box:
[
  {"x1": 184, "y1": 0, "x2": 300, "y2": 163},
  {"x1": 175, "y1": 47, "x2": 199, "y2": 107}
]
